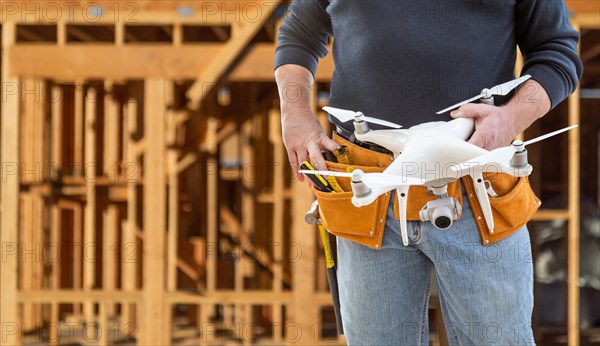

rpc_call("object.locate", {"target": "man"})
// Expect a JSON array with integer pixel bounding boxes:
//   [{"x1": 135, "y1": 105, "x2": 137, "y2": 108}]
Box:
[{"x1": 274, "y1": 1, "x2": 582, "y2": 345}]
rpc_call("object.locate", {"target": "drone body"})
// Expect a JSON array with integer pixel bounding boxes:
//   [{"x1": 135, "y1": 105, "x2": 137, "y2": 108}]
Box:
[{"x1": 303, "y1": 76, "x2": 577, "y2": 246}]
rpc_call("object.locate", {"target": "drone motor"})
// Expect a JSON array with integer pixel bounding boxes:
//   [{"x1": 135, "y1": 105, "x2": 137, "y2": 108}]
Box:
[
  {"x1": 350, "y1": 170, "x2": 372, "y2": 198},
  {"x1": 352, "y1": 112, "x2": 371, "y2": 135}
]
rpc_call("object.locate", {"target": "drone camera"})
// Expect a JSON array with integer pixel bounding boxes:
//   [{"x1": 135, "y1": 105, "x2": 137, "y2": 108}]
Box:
[
  {"x1": 431, "y1": 206, "x2": 454, "y2": 229},
  {"x1": 420, "y1": 197, "x2": 462, "y2": 230}
]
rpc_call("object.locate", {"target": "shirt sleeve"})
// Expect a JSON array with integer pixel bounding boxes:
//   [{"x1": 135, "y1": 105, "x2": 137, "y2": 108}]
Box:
[
  {"x1": 274, "y1": 0, "x2": 332, "y2": 76},
  {"x1": 516, "y1": 0, "x2": 584, "y2": 109}
]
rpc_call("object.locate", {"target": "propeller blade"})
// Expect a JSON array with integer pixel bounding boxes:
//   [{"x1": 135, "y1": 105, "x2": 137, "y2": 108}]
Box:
[
  {"x1": 450, "y1": 146, "x2": 517, "y2": 173},
  {"x1": 451, "y1": 123, "x2": 577, "y2": 174},
  {"x1": 489, "y1": 74, "x2": 531, "y2": 96},
  {"x1": 298, "y1": 170, "x2": 354, "y2": 178},
  {"x1": 363, "y1": 117, "x2": 403, "y2": 129},
  {"x1": 435, "y1": 94, "x2": 483, "y2": 115},
  {"x1": 523, "y1": 125, "x2": 578, "y2": 146},
  {"x1": 436, "y1": 75, "x2": 531, "y2": 114},
  {"x1": 322, "y1": 106, "x2": 356, "y2": 123},
  {"x1": 298, "y1": 170, "x2": 425, "y2": 187},
  {"x1": 323, "y1": 106, "x2": 402, "y2": 129},
  {"x1": 362, "y1": 173, "x2": 425, "y2": 186}
]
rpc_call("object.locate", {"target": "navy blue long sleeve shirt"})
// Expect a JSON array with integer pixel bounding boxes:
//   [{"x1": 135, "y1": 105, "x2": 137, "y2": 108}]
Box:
[{"x1": 275, "y1": 0, "x2": 583, "y2": 129}]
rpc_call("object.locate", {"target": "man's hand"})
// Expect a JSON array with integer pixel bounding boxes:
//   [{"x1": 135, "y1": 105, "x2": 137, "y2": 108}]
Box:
[
  {"x1": 450, "y1": 79, "x2": 552, "y2": 150},
  {"x1": 450, "y1": 104, "x2": 518, "y2": 150},
  {"x1": 275, "y1": 64, "x2": 338, "y2": 182},
  {"x1": 282, "y1": 107, "x2": 339, "y2": 182}
]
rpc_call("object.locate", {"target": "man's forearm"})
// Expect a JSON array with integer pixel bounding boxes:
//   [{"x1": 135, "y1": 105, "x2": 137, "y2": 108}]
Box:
[
  {"x1": 503, "y1": 79, "x2": 552, "y2": 135},
  {"x1": 275, "y1": 64, "x2": 315, "y2": 114}
]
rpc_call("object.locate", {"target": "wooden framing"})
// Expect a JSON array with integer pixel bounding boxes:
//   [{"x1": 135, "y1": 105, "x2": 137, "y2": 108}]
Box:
[
  {"x1": 142, "y1": 79, "x2": 168, "y2": 345},
  {"x1": 1, "y1": 20, "x2": 20, "y2": 346},
  {"x1": 0, "y1": 1, "x2": 595, "y2": 345}
]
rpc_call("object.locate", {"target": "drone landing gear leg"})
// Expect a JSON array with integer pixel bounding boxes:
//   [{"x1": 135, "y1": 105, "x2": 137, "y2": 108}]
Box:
[
  {"x1": 472, "y1": 170, "x2": 494, "y2": 233},
  {"x1": 396, "y1": 186, "x2": 410, "y2": 246}
]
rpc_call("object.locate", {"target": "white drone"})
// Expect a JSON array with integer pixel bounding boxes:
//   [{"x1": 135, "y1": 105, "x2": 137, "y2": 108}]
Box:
[{"x1": 301, "y1": 75, "x2": 577, "y2": 246}]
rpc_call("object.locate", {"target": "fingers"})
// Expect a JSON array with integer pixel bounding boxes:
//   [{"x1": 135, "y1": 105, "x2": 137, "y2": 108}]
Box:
[
  {"x1": 307, "y1": 141, "x2": 328, "y2": 171},
  {"x1": 320, "y1": 136, "x2": 340, "y2": 152},
  {"x1": 287, "y1": 149, "x2": 305, "y2": 182},
  {"x1": 451, "y1": 103, "x2": 494, "y2": 119}
]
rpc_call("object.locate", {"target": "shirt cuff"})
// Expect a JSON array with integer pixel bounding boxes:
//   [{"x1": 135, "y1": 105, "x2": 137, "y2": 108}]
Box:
[
  {"x1": 274, "y1": 45, "x2": 319, "y2": 76},
  {"x1": 523, "y1": 64, "x2": 570, "y2": 110}
]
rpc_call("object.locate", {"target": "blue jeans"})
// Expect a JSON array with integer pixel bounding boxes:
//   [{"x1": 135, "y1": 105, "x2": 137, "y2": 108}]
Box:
[{"x1": 337, "y1": 190, "x2": 535, "y2": 346}]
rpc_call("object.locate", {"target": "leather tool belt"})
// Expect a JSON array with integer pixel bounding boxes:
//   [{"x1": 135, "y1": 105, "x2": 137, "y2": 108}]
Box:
[{"x1": 312, "y1": 132, "x2": 542, "y2": 249}]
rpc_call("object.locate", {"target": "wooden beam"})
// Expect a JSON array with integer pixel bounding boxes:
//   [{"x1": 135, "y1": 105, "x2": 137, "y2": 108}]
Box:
[
  {"x1": 567, "y1": 21, "x2": 582, "y2": 346},
  {"x1": 115, "y1": 22, "x2": 124, "y2": 46},
  {"x1": 20, "y1": 78, "x2": 36, "y2": 326},
  {"x1": 269, "y1": 109, "x2": 284, "y2": 344},
  {"x1": 49, "y1": 84, "x2": 63, "y2": 341},
  {"x1": 201, "y1": 116, "x2": 218, "y2": 345},
  {"x1": 0, "y1": 21, "x2": 21, "y2": 346},
  {"x1": 238, "y1": 119, "x2": 255, "y2": 344},
  {"x1": 186, "y1": 0, "x2": 281, "y2": 108},
  {"x1": 142, "y1": 79, "x2": 168, "y2": 345},
  {"x1": 72, "y1": 202, "x2": 83, "y2": 318},
  {"x1": 83, "y1": 87, "x2": 97, "y2": 324},
  {"x1": 172, "y1": 23, "x2": 182, "y2": 47},
  {"x1": 573, "y1": 12, "x2": 600, "y2": 27},
  {"x1": 18, "y1": 290, "x2": 142, "y2": 303},
  {"x1": 57, "y1": 21, "x2": 66, "y2": 45},
  {"x1": 122, "y1": 99, "x2": 139, "y2": 333},
  {"x1": 9, "y1": 43, "x2": 336, "y2": 81},
  {"x1": 566, "y1": 0, "x2": 600, "y2": 13},
  {"x1": 167, "y1": 110, "x2": 179, "y2": 293},
  {"x1": 103, "y1": 81, "x2": 119, "y2": 318},
  {"x1": 73, "y1": 81, "x2": 84, "y2": 178},
  {"x1": 10, "y1": 45, "x2": 221, "y2": 78},
  {"x1": 49, "y1": 202, "x2": 61, "y2": 345},
  {"x1": 531, "y1": 209, "x2": 570, "y2": 221}
]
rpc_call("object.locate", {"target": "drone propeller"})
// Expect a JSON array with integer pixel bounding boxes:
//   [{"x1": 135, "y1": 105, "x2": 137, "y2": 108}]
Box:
[
  {"x1": 450, "y1": 125, "x2": 578, "y2": 173},
  {"x1": 298, "y1": 170, "x2": 425, "y2": 187},
  {"x1": 323, "y1": 106, "x2": 402, "y2": 129},
  {"x1": 436, "y1": 75, "x2": 532, "y2": 114}
]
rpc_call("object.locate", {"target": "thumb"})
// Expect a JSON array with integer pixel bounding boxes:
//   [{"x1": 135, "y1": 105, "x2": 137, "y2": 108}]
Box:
[
  {"x1": 468, "y1": 130, "x2": 487, "y2": 149},
  {"x1": 451, "y1": 103, "x2": 493, "y2": 119}
]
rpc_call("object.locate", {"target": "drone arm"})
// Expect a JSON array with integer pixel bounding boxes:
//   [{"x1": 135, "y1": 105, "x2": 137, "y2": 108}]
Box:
[
  {"x1": 351, "y1": 185, "x2": 394, "y2": 208},
  {"x1": 396, "y1": 186, "x2": 410, "y2": 246},
  {"x1": 471, "y1": 169, "x2": 495, "y2": 234}
]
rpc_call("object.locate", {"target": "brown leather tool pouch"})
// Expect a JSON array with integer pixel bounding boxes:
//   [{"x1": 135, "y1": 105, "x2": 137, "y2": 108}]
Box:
[
  {"x1": 311, "y1": 134, "x2": 394, "y2": 249},
  {"x1": 462, "y1": 173, "x2": 541, "y2": 245}
]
